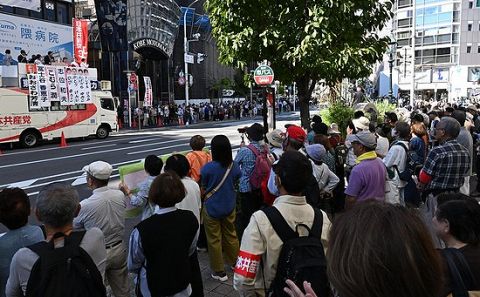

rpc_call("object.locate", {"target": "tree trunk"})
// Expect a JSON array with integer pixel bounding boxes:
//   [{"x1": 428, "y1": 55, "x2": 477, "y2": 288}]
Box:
[{"x1": 296, "y1": 76, "x2": 316, "y2": 129}]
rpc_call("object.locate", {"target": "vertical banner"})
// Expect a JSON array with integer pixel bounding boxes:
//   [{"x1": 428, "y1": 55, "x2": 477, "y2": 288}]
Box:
[
  {"x1": 36, "y1": 65, "x2": 50, "y2": 107},
  {"x1": 66, "y1": 67, "x2": 77, "y2": 104},
  {"x1": 143, "y1": 76, "x2": 153, "y2": 107},
  {"x1": 27, "y1": 73, "x2": 39, "y2": 109},
  {"x1": 46, "y1": 66, "x2": 59, "y2": 101},
  {"x1": 73, "y1": 19, "x2": 89, "y2": 64},
  {"x1": 57, "y1": 67, "x2": 70, "y2": 105},
  {"x1": 84, "y1": 69, "x2": 93, "y2": 103}
]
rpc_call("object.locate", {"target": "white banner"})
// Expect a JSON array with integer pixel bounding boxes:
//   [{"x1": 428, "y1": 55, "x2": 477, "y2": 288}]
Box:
[
  {"x1": 143, "y1": 76, "x2": 153, "y2": 107},
  {"x1": 27, "y1": 73, "x2": 39, "y2": 109},
  {"x1": 56, "y1": 67, "x2": 69, "y2": 105},
  {"x1": 36, "y1": 65, "x2": 49, "y2": 107},
  {"x1": 46, "y1": 66, "x2": 59, "y2": 101},
  {"x1": 0, "y1": 13, "x2": 73, "y2": 65},
  {"x1": 2, "y1": 0, "x2": 41, "y2": 12}
]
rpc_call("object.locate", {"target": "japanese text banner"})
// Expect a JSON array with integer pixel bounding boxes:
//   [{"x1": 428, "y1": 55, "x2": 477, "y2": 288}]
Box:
[{"x1": 73, "y1": 19, "x2": 89, "y2": 64}]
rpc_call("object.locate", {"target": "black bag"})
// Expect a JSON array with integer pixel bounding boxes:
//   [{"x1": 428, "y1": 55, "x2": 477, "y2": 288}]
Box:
[
  {"x1": 262, "y1": 207, "x2": 329, "y2": 297},
  {"x1": 393, "y1": 142, "x2": 420, "y2": 181},
  {"x1": 26, "y1": 231, "x2": 106, "y2": 297},
  {"x1": 304, "y1": 173, "x2": 322, "y2": 209}
]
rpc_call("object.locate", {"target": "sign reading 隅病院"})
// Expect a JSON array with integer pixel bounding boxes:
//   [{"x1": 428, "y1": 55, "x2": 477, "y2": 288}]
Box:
[
  {"x1": 131, "y1": 38, "x2": 172, "y2": 57},
  {"x1": 0, "y1": 13, "x2": 73, "y2": 65}
]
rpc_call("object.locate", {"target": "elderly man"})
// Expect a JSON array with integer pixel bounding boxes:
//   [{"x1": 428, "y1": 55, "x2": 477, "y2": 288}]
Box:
[
  {"x1": 6, "y1": 183, "x2": 106, "y2": 297},
  {"x1": 451, "y1": 110, "x2": 474, "y2": 195},
  {"x1": 344, "y1": 131, "x2": 386, "y2": 209},
  {"x1": 74, "y1": 161, "x2": 129, "y2": 297}
]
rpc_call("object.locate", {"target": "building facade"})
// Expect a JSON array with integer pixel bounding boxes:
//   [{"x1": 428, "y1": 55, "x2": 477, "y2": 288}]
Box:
[{"x1": 386, "y1": 0, "x2": 480, "y2": 102}]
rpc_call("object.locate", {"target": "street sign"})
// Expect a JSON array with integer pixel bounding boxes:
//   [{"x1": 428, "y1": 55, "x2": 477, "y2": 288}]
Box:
[
  {"x1": 254, "y1": 65, "x2": 274, "y2": 86},
  {"x1": 184, "y1": 53, "x2": 194, "y2": 64}
]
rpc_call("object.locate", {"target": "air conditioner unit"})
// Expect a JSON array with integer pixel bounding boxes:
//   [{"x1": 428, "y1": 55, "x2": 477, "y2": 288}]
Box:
[{"x1": 101, "y1": 80, "x2": 111, "y2": 91}]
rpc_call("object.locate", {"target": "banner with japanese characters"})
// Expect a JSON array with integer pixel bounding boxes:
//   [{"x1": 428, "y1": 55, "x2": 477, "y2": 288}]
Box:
[
  {"x1": 27, "y1": 73, "x2": 39, "y2": 109},
  {"x1": 36, "y1": 65, "x2": 50, "y2": 108},
  {"x1": 143, "y1": 76, "x2": 153, "y2": 107},
  {"x1": 46, "y1": 66, "x2": 59, "y2": 101},
  {"x1": 73, "y1": 19, "x2": 89, "y2": 64},
  {"x1": 0, "y1": 13, "x2": 73, "y2": 65},
  {"x1": 56, "y1": 67, "x2": 69, "y2": 105}
]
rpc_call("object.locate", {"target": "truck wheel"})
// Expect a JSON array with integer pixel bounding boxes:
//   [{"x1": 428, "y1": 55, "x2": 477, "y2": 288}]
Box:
[
  {"x1": 20, "y1": 131, "x2": 39, "y2": 148},
  {"x1": 96, "y1": 126, "x2": 109, "y2": 139}
]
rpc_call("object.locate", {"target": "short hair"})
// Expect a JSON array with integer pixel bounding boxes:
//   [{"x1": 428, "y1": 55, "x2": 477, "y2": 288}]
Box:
[
  {"x1": 386, "y1": 112, "x2": 398, "y2": 122},
  {"x1": 36, "y1": 183, "x2": 79, "y2": 228},
  {"x1": 211, "y1": 135, "x2": 233, "y2": 168},
  {"x1": 451, "y1": 110, "x2": 466, "y2": 126},
  {"x1": 273, "y1": 151, "x2": 312, "y2": 194},
  {"x1": 439, "y1": 117, "x2": 461, "y2": 138},
  {"x1": 327, "y1": 201, "x2": 442, "y2": 297},
  {"x1": 395, "y1": 121, "x2": 411, "y2": 139},
  {"x1": 436, "y1": 199, "x2": 480, "y2": 245},
  {"x1": 0, "y1": 188, "x2": 30, "y2": 230},
  {"x1": 353, "y1": 111, "x2": 364, "y2": 119},
  {"x1": 87, "y1": 174, "x2": 109, "y2": 188},
  {"x1": 164, "y1": 154, "x2": 190, "y2": 178},
  {"x1": 445, "y1": 107, "x2": 454, "y2": 113},
  {"x1": 144, "y1": 155, "x2": 163, "y2": 176},
  {"x1": 149, "y1": 172, "x2": 186, "y2": 207},
  {"x1": 436, "y1": 192, "x2": 472, "y2": 206},
  {"x1": 286, "y1": 137, "x2": 304, "y2": 151},
  {"x1": 411, "y1": 123, "x2": 427, "y2": 137},
  {"x1": 189, "y1": 135, "x2": 206, "y2": 151},
  {"x1": 5, "y1": 49, "x2": 11, "y2": 54}
]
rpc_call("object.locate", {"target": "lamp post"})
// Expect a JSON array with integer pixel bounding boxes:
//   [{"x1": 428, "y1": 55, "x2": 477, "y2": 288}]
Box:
[
  {"x1": 184, "y1": 0, "x2": 200, "y2": 106},
  {"x1": 388, "y1": 37, "x2": 397, "y2": 104}
]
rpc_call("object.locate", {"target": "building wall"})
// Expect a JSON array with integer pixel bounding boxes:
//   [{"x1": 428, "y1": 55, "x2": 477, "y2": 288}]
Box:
[{"x1": 459, "y1": 0, "x2": 480, "y2": 65}]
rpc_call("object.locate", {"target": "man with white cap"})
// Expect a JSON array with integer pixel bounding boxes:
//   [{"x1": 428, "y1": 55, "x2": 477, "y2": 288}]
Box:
[
  {"x1": 344, "y1": 131, "x2": 386, "y2": 209},
  {"x1": 73, "y1": 161, "x2": 129, "y2": 297},
  {"x1": 266, "y1": 129, "x2": 285, "y2": 161},
  {"x1": 345, "y1": 116, "x2": 370, "y2": 174}
]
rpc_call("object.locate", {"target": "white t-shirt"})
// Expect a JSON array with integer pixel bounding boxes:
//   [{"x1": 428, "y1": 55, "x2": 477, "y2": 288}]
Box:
[{"x1": 375, "y1": 135, "x2": 389, "y2": 158}]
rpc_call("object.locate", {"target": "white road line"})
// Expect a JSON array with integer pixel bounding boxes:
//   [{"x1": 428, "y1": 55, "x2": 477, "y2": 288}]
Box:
[
  {"x1": 0, "y1": 138, "x2": 190, "y2": 169},
  {"x1": 5, "y1": 179, "x2": 39, "y2": 188},
  {"x1": 128, "y1": 138, "x2": 161, "y2": 144},
  {"x1": 81, "y1": 144, "x2": 117, "y2": 150},
  {"x1": 127, "y1": 143, "x2": 190, "y2": 155}
]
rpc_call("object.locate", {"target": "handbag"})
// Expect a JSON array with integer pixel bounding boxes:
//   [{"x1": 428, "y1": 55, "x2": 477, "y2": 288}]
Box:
[
  {"x1": 203, "y1": 162, "x2": 233, "y2": 202},
  {"x1": 384, "y1": 167, "x2": 400, "y2": 204}
]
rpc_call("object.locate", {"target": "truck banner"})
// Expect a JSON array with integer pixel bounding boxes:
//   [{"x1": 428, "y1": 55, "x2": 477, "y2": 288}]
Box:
[
  {"x1": 36, "y1": 65, "x2": 50, "y2": 108},
  {"x1": 27, "y1": 73, "x2": 39, "y2": 109},
  {"x1": 73, "y1": 19, "x2": 89, "y2": 64},
  {"x1": 57, "y1": 67, "x2": 69, "y2": 105},
  {"x1": 46, "y1": 66, "x2": 59, "y2": 102}
]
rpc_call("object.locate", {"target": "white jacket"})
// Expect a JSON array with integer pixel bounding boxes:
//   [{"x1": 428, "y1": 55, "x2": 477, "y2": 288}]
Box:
[
  {"x1": 311, "y1": 161, "x2": 339, "y2": 192},
  {"x1": 233, "y1": 195, "x2": 331, "y2": 297}
]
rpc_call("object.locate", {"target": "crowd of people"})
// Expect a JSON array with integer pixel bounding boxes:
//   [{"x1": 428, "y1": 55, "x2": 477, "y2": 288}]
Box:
[
  {"x1": 1, "y1": 102, "x2": 480, "y2": 297},
  {"x1": 3, "y1": 49, "x2": 88, "y2": 67}
]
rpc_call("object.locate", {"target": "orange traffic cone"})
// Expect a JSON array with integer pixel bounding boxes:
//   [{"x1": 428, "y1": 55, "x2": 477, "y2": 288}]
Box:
[{"x1": 60, "y1": 131, "x2": 68, "y2": 147}]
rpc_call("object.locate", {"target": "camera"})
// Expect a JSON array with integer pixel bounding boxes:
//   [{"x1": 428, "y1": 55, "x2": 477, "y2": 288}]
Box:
[{"x1": 237, "y1": 127, "x2": 247, "y2": 133}]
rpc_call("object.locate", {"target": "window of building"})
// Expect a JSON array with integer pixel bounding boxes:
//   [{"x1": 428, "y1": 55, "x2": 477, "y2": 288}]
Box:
[
  {"x1": 45, "y1": 1, "x2": 56, "y2": 21},
  {"x1": 467, "y1": 46, "x2": 472, "y2": 53},
  {"x1": 0, "y1": 5, "x2": 14, "y2": 13},
  {"x1": 468, "y1": 23, "x2": 473, "y2": 31},
  {"x1": 469, "y1": 1, "x2": 474, "y2": 8},
  {"x1": 478, "y1": 46, "x2": 480, "y2": 53},
  {"x1": 57, "y1": 3, "x2": 68, "y2": 24},
  {"x1": 15, "y1": 7, "x2": 29, "y2": 16}
]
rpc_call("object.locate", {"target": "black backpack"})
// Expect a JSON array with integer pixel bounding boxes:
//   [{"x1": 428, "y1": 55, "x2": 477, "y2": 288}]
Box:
[
  {"x1": 262, "y1": 207, "x2": 329, "y2": 297},
  {"x1": 26, "y1": 231, "x2": 106, "y2": 297}
]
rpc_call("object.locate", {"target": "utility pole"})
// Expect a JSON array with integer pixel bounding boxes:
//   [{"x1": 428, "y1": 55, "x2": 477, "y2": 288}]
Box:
[
  {"x1": 183, "y1": 0, "x2": 200, "y2": 106},
  {"x1": 410, "y1": 0, "x2": 416, "y2": 107}
]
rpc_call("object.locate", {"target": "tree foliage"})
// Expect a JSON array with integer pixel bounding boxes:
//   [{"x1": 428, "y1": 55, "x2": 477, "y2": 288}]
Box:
[{"x1": 205, "y1": 0, "x2": 392, "y2": 127}]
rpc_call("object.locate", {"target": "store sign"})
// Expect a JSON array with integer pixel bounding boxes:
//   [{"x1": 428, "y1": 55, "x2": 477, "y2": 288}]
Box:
[
  {"x1": 131, "y1": 38, "x2": 171, "y2": 56},
  {"x1": 2, "y1": 0, "x2": 41, "y2": 12},
  {"x1": 0, "y1": 13, "x2": 73, "y2": 64},
  {"x1": 73, "y1": 19, "x2": 89, "y2": 63}
]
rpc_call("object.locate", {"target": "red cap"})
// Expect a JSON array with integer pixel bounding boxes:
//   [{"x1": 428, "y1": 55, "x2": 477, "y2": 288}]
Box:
[{"x1": 286, "y1": 125, "x2": 306, "y2": 143}]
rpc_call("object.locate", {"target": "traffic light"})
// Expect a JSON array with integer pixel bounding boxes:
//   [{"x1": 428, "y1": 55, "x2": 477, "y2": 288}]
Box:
[{"x1": 197, "y1": 53, "x2": 206, "y2": 63}]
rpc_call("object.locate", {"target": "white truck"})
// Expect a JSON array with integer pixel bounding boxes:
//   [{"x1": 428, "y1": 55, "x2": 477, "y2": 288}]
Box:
[{"x1": 0, "y1": 64, "x2": 118, "y2": 148}]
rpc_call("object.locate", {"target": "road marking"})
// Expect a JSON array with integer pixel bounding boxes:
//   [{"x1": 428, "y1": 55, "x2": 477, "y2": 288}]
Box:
[
  {"x1": 81, "y1": 144, "x2": 117, "y2": 150},
  {"x1": 71, "y1": 176, "x2": 87, "y2": 186},
  {"x1": 127, "y1": 143, "x2": 190, "y2": 155},
  {"x1": 128, "y1": 138, "x2": 161, "y2": 144},
  {"x1": 0, "y1": 138, "x2": 190, "y2": 169},
  {"x1": 5, "y1": 179, "x2": 39, "y2": 188}
]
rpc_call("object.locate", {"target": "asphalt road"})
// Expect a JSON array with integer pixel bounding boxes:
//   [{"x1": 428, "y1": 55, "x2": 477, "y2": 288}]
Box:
[{"x1": 0, "y1": 112, "x2": 301, "y2": 233}]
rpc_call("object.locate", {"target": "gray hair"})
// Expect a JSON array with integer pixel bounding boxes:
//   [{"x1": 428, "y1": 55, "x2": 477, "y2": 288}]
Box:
[
  {"x1": 36, "y1": 183, "x2": 79, "y2": 228},
  {"x1": 440, "y1": 117, "x2": 461, "y2": 138}
]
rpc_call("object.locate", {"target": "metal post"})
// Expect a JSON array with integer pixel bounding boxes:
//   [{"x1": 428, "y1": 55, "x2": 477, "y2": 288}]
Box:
[
  {"x1": 293, "y1": 82, "x2": 296, "y2": 111},
  {"x1": 389, "y1": 49, "x2": 394, "y2": 102},
  {"x1": 184, "y1": 11, "x2": 189, "y2": 106},
  {"x1": 410, "y1": 0, "x2": 416, "y2": 107},
  {"x1": 137, "y1": 82, "x2": 141, "y2": 130},
  {"x1": 126, "y1": 72, "x2": 132, "y2": 128}
]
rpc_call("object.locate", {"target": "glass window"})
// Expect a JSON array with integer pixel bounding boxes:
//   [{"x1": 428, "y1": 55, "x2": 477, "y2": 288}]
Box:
[
  {"x1": 437, "y1": 34, "x2": 451, "y2": 43},
  {"x1": 468, "y1": 24, "x2": 473, "y2": 31},
  {"x1": 467, "y1": 46, "x2": 472, "y2": 53},
  {"x1": 424, "y1": 14, "x2": 437, "y2": 25},
  {"x1": 57, "y1": 3, "x2": 68, "y2": 24},
  {"x1": 100, "y1": 98, "x2": 115, "y2": 111},
  {"x1": 45, "y1": 1, "x2": 56, "y2": 21},
  {"x1": 424, "y1": 36, "x2": 435, "y2": 44},
  {"x1": 438, "y1": 12, "x2": 452, "y2": 23},
  {"x1": 452, "y1": 33, "x2": 459, "y2": 43},
  {"x1": 70, "y1": 104, "x2": 87, "y2": 110},
  {"x1": 425, "y1": 6, "x2": 438, "y2": 14},
  {"x1": 478, "y1": 46, "x2": 480, "y2": 53},
  {"x1": 477, "y1": 0, "x2": 480, "y2": 7},
  {"x1": 423, "y1": 49, "x2": 435, "y2": 56},
  {"x1": 437, "y1": 48, "x2": 450, "y2": 55},
  {"x1": 0, "y1": 5, "x2": 14, "y2": 13},
  {"x1": 469, "y1": 1, "x2": 474, "y2": 8},
  {"x1": 15, "y1": 7, "x2": 29, "y2": 16},
  {"x1": 436, "y1": 55, "x2": 450, "y2": 63}
]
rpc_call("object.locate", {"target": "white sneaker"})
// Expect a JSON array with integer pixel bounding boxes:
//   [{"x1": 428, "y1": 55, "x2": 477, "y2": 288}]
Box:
[{"x1": 211, "y1": 272, "x2": 228, "y2": 282}]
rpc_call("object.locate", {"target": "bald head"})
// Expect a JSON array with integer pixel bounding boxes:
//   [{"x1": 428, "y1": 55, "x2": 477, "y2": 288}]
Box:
[{"x1": 437, "y1": 117, "x2": 461, "y2": 139}]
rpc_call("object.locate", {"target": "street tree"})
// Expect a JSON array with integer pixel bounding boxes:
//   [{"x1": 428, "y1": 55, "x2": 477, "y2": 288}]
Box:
[{"x1": 205, "y1": 0, "x2": 392, "y2": 127}]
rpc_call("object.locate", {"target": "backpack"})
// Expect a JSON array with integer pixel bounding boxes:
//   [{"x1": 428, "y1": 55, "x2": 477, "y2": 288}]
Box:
[
  {"x1": 247, "y1": 144, "x2": 272, "y2": 189},
  {"x1": 393, "y1": 142, "x2": 420, "y2": 181},
  {"x1": 262, "y1": 207, "x2": 329, "y2": 297},
  {"x1": 26, "y1": 231, "x2": 106, "y2": 297}
]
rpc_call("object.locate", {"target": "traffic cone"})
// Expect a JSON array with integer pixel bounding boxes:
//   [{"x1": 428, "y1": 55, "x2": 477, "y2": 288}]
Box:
[{"x1": 60, "y1": 131, "x2": 68, "y2": 147}]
